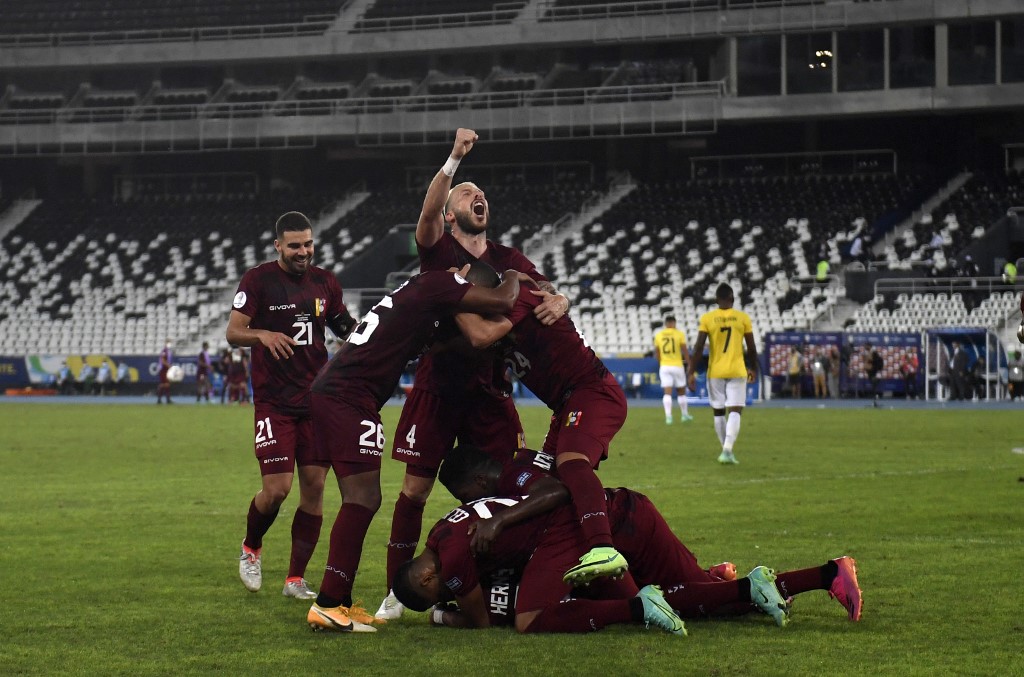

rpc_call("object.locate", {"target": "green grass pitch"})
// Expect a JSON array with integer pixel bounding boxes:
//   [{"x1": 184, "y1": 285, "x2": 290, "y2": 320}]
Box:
[{"x1": 1, "y1": 401, "x2": 1021, "y2": 676}]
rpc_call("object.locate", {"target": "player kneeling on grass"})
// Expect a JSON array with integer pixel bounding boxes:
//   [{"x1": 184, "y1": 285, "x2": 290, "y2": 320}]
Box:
[{"x1": 393, "y1": 445, "x2": 862, "y2": 629}]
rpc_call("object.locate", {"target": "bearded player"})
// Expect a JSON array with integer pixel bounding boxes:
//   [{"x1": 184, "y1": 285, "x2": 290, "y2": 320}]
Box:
[
  {"x1": 227, "y1": 211, "x2": 356, "y2": 600},
  {"x1": 376, "y1": 128, "x2": 572, "y2": 620}
]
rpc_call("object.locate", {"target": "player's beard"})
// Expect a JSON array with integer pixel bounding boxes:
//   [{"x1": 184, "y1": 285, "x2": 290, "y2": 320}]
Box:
[
  {"x1": 283, "y1": 253, "x2": 311, "y2": 275},
  {"x1": 453, "y1": 208, "x2": 488, "y2": 236}
]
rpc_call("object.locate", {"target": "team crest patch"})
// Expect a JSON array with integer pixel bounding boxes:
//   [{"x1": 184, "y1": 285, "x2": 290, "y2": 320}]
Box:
[
  {"x1": 232, "y1": 291, "x2": 247, "y2": 309},
  {"x1": 314, "y1": 298, "x2": 326, "y2": 316},
  {"x1": 445, "y1": 576, "x2": 463, "y2": 591},
  {"x1": 515, "y1": 472, "x2": 532, "y2": 488},
  {"x1": 565, "y1": 411, "x2": 583, "y2": 427}
]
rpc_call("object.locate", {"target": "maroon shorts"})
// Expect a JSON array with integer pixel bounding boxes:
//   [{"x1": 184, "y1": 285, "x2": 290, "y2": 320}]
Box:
[
  {"x1": 606, "y1": 489, "x2": 712, "y2": 588},
  {"x1": 311, "y1": 392, "x2": 383, "y2": 478},
  {"x1": 391, "y1": 388, "x2": 522, "y2": 478},
  {"x1": 541, "y1": 372, "x2": 627, "y2": 466},
  {"x1": 252, "y1": 403, "x2": 321, "y2": 476},
  {"x1": 158, "y1": 366, "x2": 169, "y2": 385}
]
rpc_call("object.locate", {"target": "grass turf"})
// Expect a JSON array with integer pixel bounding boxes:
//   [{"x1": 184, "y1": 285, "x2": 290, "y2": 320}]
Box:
[{"x1": 1, "y1": 401, "x2": 1021, "y2": 676}]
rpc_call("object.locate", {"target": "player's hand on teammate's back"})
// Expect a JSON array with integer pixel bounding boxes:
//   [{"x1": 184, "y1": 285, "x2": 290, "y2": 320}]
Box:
[
  {"x1": 452, "y1": 128, "x2": 478, "y2": 159},
  {"x1": 467, "y1": 518, "x2": 503, "y2": 556},
  {"x1": 531, "y1": 289, "x2": 568, "y2": 326},
  {"x1": 259, "y1": 330, "x2": 297, "y2": 360}
]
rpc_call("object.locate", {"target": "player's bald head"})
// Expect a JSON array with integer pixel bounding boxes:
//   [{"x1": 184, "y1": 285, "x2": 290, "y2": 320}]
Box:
[
  {"x1": 463, "y1": 261, "x2": 501, "y2": 289},
  {"x1": 392, "y1": 556, "x2": 438, "y2": 612}
]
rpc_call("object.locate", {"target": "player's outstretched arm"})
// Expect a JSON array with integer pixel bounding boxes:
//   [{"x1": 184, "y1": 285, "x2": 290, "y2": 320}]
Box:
[
  {"x1": 451, "y1": 585, "x2": 490, "y2": 629},
  {"x1": 226, "y1": 309, "x2": 297, "y2": 360},
  {"x1": 417, "y1": 128, "x2": 478, "y2": 249}
]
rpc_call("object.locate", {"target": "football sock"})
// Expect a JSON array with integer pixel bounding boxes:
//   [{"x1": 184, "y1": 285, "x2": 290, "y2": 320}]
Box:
[
  {"x1": 557, "y1": 458, "x2": 613, "y2": 548},
  {"x1": 287, "y1": 508, "x2": 323, "y2": 580},
  {"x1": 677, "y1": 394, "x2": 689, "y2": 416},
  {"x1": 386, "y1": 492, "x2": 425, "y2": 591},
  {"x1": 774, "y1": 563, "x2": 833, "y2": 599},
  {"x1": 723, "y1": 412, "x2": 742, "y2": 452},
  {"x1": 319, "y1": 502, "x2": 376, "y2": 605},
  {"x1": 522, "y1": 598, "x2": 635, "y2": 633},
  {"x1": 663, "y1": 580, "x2": 747, "y2": 619},
  {"x1": 662, "y1": 394, "x2": 673, "y2": 418},
  {"x1": 713, "y1": 415, "x2": 726, "y2": 445},
  {"x1": 244, "y1": 498, "x2": 279, "y2": 551}
]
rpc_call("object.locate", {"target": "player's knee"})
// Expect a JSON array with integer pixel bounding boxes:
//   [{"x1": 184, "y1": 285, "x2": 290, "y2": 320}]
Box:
[
  {"x1": 712, "y1": 408, "x2": 726, "y2": 417},
  {"x1": 727, "y1": 407, "x2": 743, "y2": 416},
  {"x1": 514, "y1": 612, "x2": 538, "y2": 634}
]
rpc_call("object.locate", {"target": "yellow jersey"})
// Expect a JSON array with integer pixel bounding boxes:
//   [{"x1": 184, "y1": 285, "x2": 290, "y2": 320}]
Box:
[
  {"x1": 653, "y1": 327, "x2": 687, "y2": 367},
  {"x1": 698, "y1": 308, "x2": 754, "y2": 379}
]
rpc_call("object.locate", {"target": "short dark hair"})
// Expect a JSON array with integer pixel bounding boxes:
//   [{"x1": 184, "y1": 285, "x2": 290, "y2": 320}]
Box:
[
  {"x1": 715, "y1": 283, "x2": 733, "y2": 302},
  {"x1": 665, "y1": 315, "x2": 676, "y2": 323},
  {"x1": 438, "y1": 444, "x2": 499, "y2": 498},
  {"x1": 275, "y1": 211, "x2": 312, "y2": 239},
  {"x1": 391, "y1": 559, "x2": 434, "y2": 612},
  {"x1": 463, "y1": 261, "x2": 501, "y2": 289}
]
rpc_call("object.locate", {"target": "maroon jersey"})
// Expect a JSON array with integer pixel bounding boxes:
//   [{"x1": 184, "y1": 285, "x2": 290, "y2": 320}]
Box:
[
  {"x1": 232, "y1": 261, "x2": 345, "y2": 415},
  {"x1": 497, "y1": 448, "x2": 556, "y2": 496},
  {"x1": 425, "y1": 496, "x2": 557, "y2": 599},
  {"x1": 196, "y1": 349, "x2": 212, "y2": 377},
  {"x1": 414, "y1": 232, "x2": 548, "y2": 397},
  {"x1": 504, "y1": 291, "x2": 607, "y2": 407},
  {"x1": 311, "y1": 270, "x2": 473, "y2": 411}
]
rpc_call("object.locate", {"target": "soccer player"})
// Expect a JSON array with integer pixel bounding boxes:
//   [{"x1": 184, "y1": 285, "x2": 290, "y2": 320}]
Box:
[
  {"x1": 305, "y1": 263, "x2": 524, "y2": 634},
  {"x1": 226, "y1": 211, "x2": 356, "y2": 601},
  {"x1": 393, "y1": 494, "x2": 688, "y2": 635},
  {"x1": 156, "y1": 338, "x2": 173, "y2": 404},
  {"x1": 403, "y1": 444, "x2": 862, "y2": 627},
  {"x1": 376, "y1": 127, "x2": 571, "y2": 620},
  {"x1": 653, "y1": 315, "x2": 692, "y2": 424},
  {"x1": 455, "y1": 265, "x2": 630, "y2": 588},
  {"x1": 687, "y1": 283, "x2": 757, "y2": 465},
  {"x1": 196, "y1": 341, "x2": 212, "y2": 403}
]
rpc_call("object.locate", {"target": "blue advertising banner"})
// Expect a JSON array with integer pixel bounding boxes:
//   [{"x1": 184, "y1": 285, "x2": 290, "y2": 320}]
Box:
[
  {"x1": 0, "y1": 355, "x2": 29, "y2": 387},
  {"x1": 764, "y1": 331, "x2": 922, "y2": 398},
  {"x1": 512, "y1": 357, "x2": 759, "y2": 405},
  {"x1": 17, "y1": 354, "x2": 206, "y2": 386}
]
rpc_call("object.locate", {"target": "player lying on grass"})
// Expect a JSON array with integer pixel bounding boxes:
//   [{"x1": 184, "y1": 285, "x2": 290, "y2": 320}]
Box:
[{"x1": 392, "y1": 445, "x2": 862, "y2": 631}]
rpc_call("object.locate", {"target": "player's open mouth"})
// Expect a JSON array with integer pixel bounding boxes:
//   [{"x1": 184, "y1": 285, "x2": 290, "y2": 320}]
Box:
[{"x1": 472, "y1": 200, "x2": 485, "y2": 217}]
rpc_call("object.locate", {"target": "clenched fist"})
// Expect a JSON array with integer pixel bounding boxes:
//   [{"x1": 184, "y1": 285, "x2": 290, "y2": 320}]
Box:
[{"x1": 451, "y1": 128, "x2": 479, "y2": 160}]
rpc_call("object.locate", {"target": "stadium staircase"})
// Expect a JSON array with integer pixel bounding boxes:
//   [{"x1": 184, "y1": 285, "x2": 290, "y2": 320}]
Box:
[{"x1": 0, "y1": 198, "x2": 42, "y2": 242}]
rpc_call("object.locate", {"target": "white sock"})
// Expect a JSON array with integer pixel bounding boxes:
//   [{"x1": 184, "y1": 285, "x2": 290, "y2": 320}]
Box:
[
  {"x1": 723, "y1": 411, "x2": 742, "y2": 452},
  {"x1": 713, "y1": 415, "x2": 726, "y2": 445},
  {"x1": 663, "y1": 394, "x2": 673, "y2": 418},
  {"x1": 677, "y1": 395, "x2": 688, "y2": 416}
]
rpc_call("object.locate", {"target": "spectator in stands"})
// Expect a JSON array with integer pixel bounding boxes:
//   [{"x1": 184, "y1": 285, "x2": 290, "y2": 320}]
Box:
[
  {"x1": 56, "y1": 361, "x2": 75, "y2": 395},
  {"x1": 900, "y1": 351, "x2": 919, "y2": 400},
  {"x1": 787, "y1": 346, "x2": 804, "y2": 399},
  {"x1": 196, "y1": 341, "x2": 212, "y2": 403},
  {"x1": 957, "y1": 255, "x2": 980, "y2": 277},
  {"x1": 157, "y1": 339, "x2": 174, "y2": 404},
  {"x1": 828, "y1": 346, "x2": 841, "y2": 398},
  {"x1": 815, "y1": 243, "x2": 831, "y2": 284},
  {"x1": 1007, "y1": 350, "x2": 1023, "y2": 401},
  {"x1": 653, "y1": 315, "x2": 692, "y2": 423},
  {"x1": 1002, "y1": 260, "x2": 1017, "y2": 284},
  {"x1": 865, "y1": 343, "x2": 883, "y2": 401},
  {"x1": 949, "y1": 341, "x2": 970, "y2": 401},
  {"x1": 810, "y1": 348, "x2": 828, "y2": 399},
  {"x1": 95, "y1": 361, "x2": 112, "y2": 396}
]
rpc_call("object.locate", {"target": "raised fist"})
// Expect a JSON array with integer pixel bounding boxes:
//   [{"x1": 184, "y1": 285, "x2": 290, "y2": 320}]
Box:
[{"x1": 451, "y1": 128, "x2": 479, "y2": 160}]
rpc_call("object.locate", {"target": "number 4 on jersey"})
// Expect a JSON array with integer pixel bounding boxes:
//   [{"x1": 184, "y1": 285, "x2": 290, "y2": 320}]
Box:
[{"x1": 405, "y1": 425, "x2": 417, "y2": 448}]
